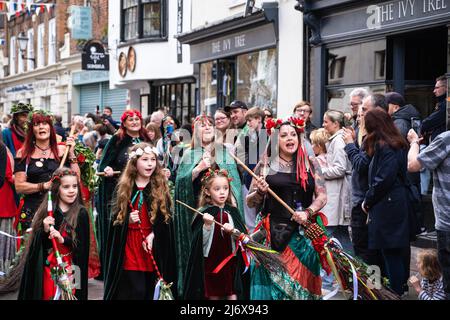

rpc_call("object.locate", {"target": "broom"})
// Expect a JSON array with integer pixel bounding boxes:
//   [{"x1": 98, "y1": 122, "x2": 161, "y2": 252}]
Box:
[
  {"x1": 128, "y1": 200, "x2": 174, "y2": 300},
  {"x1": 47, "y1": 191, "x2": 77, "y2": 300},
  {"x1": 176, "y1": 200, "x2": 286, "y2": 275},
  {"x1": 229, "y1": 152, "x2": 400, "y2": 300}
]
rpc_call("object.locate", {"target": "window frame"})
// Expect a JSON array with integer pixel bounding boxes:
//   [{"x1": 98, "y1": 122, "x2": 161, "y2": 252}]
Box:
[
  {"x1": 48, "y1": 18, "x2": 56, "y2": 65},
  {"x1": 120, "y1": 0, "x2": 168, "y2": 43},
  {"x1": 10, "y1": 36, "x2": 16, "y2": 76},
  {"x1": 37, "y1": 23, "x2": 45, "y2": 68},
  {"x1": 27, "y1": 29, "x2": 35, "y2": 71}
]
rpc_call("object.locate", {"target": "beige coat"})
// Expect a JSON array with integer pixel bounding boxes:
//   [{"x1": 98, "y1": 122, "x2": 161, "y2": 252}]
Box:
[{"x1": 321, "y1": 129, "x2": 352, "y2": 226}]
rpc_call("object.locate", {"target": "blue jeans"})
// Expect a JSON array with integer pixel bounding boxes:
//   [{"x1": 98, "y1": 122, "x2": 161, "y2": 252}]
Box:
[{"x1": 437, "y1": 230, "x2": 450, "y2": 299}]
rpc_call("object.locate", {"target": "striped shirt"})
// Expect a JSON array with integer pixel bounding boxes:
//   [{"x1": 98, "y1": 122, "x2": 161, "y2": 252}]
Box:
[
  {"x1": 417, "y1": 131, "x2": 450, "y2": 232},
  {"x1": 418, "y1": 277, "x2": 446, "y2": 300}
]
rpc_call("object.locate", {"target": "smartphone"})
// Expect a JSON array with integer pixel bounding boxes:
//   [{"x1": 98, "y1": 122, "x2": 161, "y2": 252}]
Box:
[{"x1": 411, "y1": 117, "x2": 421, "y2": 134}]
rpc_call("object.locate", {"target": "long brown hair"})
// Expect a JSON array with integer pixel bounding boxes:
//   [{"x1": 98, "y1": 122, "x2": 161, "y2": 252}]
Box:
[
  {"x1": 363, "y1": 108, "x2": 408, "y2": 156},
  {"x1": 30, "y1": 168, "x2": 85, "y2": 247},
  {"x1": 113, "y1": 142, "x2": 172, "y2": 225},
  {"x1": 145, "y1": 122, "x2": 162, "y2": 145},
  {"x1": 20, "y1": 112, "x2": 59, "y2": 163}
]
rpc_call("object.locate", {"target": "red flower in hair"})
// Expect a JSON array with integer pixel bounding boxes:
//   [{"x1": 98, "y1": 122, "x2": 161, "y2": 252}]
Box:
[
  {"x1": 265, "y1": 118, "x2": 277, "y2": 136},
  {"x1": 77, "y1": 153, "x2": 86, "y2": 164},
  {"x1": 288, "y1": 116, "x2": 306, "y2": 133}
]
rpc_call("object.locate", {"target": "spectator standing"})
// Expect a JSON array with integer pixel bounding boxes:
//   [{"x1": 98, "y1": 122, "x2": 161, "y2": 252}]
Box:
[
  {"x1": 102, "y1": 106, "x2": 120, "y2": 129},
  {"x1": 53, "y1": 114, "x2": 67, "y2": 142},
  {"x1": 421, "y1": 75, "x2": 447, "y2": 143},
  {"x1": 362, "y1": 109, "x2": 410, "y2": 296},
  {"x1": 293, "y1": 101, "x2": 317, "y2": 141},
  {"x1": 321, "y1": 110, "x2": 352, "y2": 253},
  {"x1": 2, "y1": 103, "x2": 33, "y2": 157}
]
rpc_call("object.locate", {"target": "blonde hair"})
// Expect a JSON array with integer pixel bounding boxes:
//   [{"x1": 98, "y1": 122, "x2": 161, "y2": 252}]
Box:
[
  {"x1": 113, "y1": 142, "x2": 172, "y2": 225},
  {"x1": 417, "y1": 249, "x2": 442, "y2": 283},
  {"x1": 310, "y1": 128, "x2": 329, "y2": 153},
  {"x1": 245, "y1": 107, "x2": 265, "y2": 121}
]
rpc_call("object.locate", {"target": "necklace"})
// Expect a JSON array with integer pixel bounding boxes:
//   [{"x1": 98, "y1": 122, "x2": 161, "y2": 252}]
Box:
[
  {"x1": 35, "y1": 143, "x2": 51, "y2": 156},
  {"x1": 278, "y1": 156, "x2": 294, "y2": 167}
]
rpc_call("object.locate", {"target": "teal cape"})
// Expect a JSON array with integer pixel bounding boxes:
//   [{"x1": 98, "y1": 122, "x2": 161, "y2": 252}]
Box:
[{"x1": 173, "y1": 145, "x2": 244, "y2": 297}]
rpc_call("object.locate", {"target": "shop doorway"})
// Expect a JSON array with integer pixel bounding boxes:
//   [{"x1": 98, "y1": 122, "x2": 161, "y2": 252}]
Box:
[{"x1": 387, "y1": 26, "x2": 448, "y2": 119}]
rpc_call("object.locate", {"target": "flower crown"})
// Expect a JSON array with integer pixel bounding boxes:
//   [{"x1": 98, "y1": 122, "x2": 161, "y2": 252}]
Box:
[
  {"x1": 265, "y1": 116, "x2": 305, "y2": 136},
  {"x1": 201, "y1": 168, "x2": 233, "y2": 185},
  {"x1": 129, "y1": 146, "x2": 159, "y2": 159},
  {"x1": 51, "y1": 169, "x2": 77, "y2": 182},
  {"x1": 11, "y1": 102, "x2": 34, "y2": 115}
]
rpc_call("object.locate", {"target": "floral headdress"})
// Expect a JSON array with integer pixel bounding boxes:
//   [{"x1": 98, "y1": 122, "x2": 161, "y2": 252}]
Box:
[
  {"x1": 120, "y1": 109, "x2": 142, "y2": 123},
  {"x1": 27, "y1": 109, "x2": 54, "y2": 124},
  {"x1": 129, "y1": 145, "x2": 159, "y2": 159},
  {"x1": 11, "y1": 102, "x2": 34, "y2": 115},
  {"x1": 191, "y1": 114, "x2": 212, "y2": 131},
  {"x1": 265, "y1": 116, "x2": 305, "y2": 136},
  {"x1": 201, "y1": 168, "x2": 233, "y2": 185},
  {"x1": 51, "y1": 169, "x2": 77, "y2": 182},
  {"x1": 264, "y1": 116, "x2": 311, "y2": 191}
]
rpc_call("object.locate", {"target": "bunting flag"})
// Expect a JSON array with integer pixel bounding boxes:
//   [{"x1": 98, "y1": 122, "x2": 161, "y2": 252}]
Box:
[{"x1": 0, "y1": 1, "x2": 56, "y2": 19}]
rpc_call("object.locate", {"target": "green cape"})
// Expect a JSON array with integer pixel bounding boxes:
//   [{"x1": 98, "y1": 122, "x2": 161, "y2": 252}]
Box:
[
  {"x1": 173, "y1": 145, "x2": 244, "y2": 297},
  {"x1": 183, "y1": 204, "x2": 249, "y2": 300}
]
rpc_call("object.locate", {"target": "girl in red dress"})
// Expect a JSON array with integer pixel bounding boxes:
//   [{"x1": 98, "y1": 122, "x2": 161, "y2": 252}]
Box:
[
  {"x1": 104, "y1": 143, "x2": 176, "y2": 300},
  {"x1": 18, "y1": 168, "x2": 90, "y2": 300}
]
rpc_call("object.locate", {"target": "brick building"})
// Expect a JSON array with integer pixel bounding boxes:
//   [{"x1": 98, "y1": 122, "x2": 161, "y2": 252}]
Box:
[{"x1": 0, "y1": 0, "x2": 126, "y2": 125}]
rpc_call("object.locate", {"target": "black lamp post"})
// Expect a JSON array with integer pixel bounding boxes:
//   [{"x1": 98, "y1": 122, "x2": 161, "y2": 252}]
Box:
[{"x1": 17, "y1": 32, "x2": 35, "y2": 63}]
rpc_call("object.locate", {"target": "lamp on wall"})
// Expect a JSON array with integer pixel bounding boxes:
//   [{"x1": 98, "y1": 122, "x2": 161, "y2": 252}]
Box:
[{"x1": 17, "y1": 32, "x2": 35, "y2": 63}]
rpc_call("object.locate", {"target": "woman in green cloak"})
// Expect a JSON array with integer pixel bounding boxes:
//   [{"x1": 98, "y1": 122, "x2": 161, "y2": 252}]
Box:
[{"x1": 174, "y1": 115, "x2": 244, "y2": 298}]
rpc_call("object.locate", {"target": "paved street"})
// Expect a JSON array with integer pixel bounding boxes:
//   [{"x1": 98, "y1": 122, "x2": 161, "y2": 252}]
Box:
[{"x1": 0, "y1": 246, "x2": 426, "y2": 301}]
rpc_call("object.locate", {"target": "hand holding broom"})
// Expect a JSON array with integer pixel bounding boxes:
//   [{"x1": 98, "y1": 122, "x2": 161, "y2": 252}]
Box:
[{"x1": 176, "y1": 200, "x2": 285, "y2": 274}]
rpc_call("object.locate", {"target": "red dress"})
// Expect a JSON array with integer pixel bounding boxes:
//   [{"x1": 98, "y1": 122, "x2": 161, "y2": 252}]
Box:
[
  {"x1": 0, "y1": 151, "x2": 17, "y2": 218},
  {"x1": 122, "y1": 190, "x2": 154, "y2": 272},
  {"x1": 203, "y1": 209, "x2": 236, "y2": 297},
  {"x1": 42, "y1": 227, "x2": 74, "y2": 300}
]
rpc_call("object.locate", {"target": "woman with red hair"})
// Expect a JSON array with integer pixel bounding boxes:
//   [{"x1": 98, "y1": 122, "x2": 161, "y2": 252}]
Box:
[
  {"x1": 96, "y1": 109, "x2": 150, "y2": 279},
  {"x1": 14, "y1": 110, "x2": 79, "y2": 243}
]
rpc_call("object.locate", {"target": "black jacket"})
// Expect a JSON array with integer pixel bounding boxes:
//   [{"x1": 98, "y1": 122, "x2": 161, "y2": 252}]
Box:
[
  {"x1": 364, "y1": 144, "x2": 410, "y2": 250},
  {"x1": 392, "y1": 104, "x2": 421, "y2": 138},
  {"x1": 421, "y1": 95, "x2": 446, "y2": 142}
]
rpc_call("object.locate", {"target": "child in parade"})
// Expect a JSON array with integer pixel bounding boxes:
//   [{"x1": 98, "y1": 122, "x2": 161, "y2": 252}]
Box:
[
  {"x1": 103, "y1": 143, "x2": 176, "y2": 300},
  {"x1": 18, "y1": 168, "x2": 90, "y2": 300},
  {"x1": 408, "y1": 249, "x2": 446, "y2": 300},
  {"x1": 184, "y1": 167, "x2": 249, "y2": 300}
]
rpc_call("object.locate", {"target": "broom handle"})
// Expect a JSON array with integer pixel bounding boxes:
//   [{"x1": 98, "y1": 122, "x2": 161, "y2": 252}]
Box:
[
  {"x1": 59, "y1": 125, "x2": 76, "y2": 169},
  {"x1": 228, "y1": 152, "x2": 296, "y2": 216},
  {"x1": 176, "y1": 200, "x2": 230, "y2": 230},
  {"x1": 96, "y1": 171, "x2": 121, "y2": 176}
]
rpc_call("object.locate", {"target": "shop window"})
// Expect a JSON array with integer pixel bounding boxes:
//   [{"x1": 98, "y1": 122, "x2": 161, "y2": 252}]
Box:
[
  {"x1": 326, "y1": 84, "x2": 386, "y2": 114},
  {"x1": 236, "y1": 48, "x2": 277, "y2": 110},
  {"x1": 329, "y1": 54, "x2": 346, "y2": 81},
  {"x1": 374, "y1": 50, "x2": 385, "y2": 80},
  {"x1": 327, "y1": 40, "x2": 386, "y2": 85},
  {"x1": 200, "y1": 61, "x2": 218, "y2": 115},
  {"x1": 121, "y1": 0, "x2": 166, "y2": 41}
]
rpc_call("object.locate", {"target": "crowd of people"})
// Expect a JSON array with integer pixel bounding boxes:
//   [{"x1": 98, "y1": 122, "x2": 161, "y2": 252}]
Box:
[{"x1": 0, "y1": 74, "x2": 449, "y2": 301}]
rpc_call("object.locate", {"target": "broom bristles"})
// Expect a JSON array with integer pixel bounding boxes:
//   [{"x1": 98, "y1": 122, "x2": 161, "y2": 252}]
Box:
[
  {"x1": 326, "y1": 240, "x2": 400, "y2": 300},
  {"x1": 230, "y1": 232, "x2": 286, "y2": 274}
]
